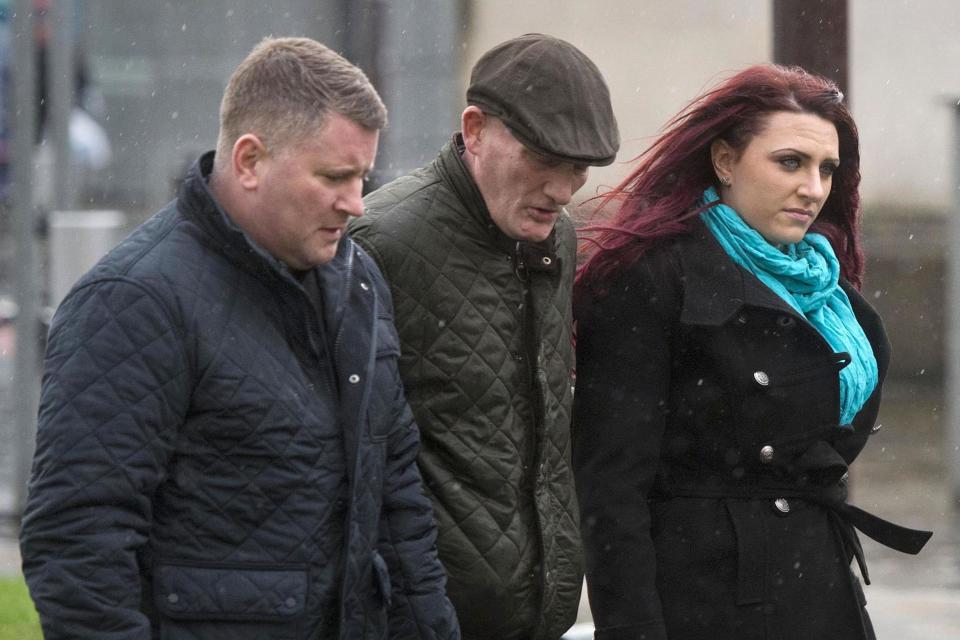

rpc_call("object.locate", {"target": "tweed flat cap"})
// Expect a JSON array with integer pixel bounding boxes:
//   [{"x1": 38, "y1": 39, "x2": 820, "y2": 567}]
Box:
[{"x1": 466, "y1": 33, "x2": 619, "y2": 166}]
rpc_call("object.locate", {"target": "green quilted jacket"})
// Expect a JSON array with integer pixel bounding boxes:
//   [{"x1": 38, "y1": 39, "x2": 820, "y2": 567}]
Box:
[{"x1": 350, "y1": 137, "x2": 582, "y2": 640}]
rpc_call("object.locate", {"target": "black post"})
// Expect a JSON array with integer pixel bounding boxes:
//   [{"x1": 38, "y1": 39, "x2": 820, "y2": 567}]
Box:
[{"x1": 773, "y1": 0, "x2": 849, "y2": 101}]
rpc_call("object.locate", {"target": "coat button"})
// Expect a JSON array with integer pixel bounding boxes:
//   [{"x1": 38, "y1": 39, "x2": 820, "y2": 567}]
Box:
[
  {"x1": 753, "y1": 371, "x2": 770, "y2": 386},
  {"x1": 777, "y1": 315, "x2": 796, "y2": 328},
  {"x1": 167, "y1": 593, "x2": 179, "y2": 604},
  {"x1": 774, "y1": 497, "x2": 791, "y2": 513},
  {"x1": 871, "y1": 423, "x2": 882, "y2": 433},
  {"x1": 759, "y1": 445, "x2": 775, "y2": 464},
  {"x1": 541, "y1": 256, "x2": 552, "y2": 266},
  {"x1": 736, "y1": 314, "x2": 748, "y2": 324},
  {"x1": 285, "y1": 597, "x2": 297, "y2": 608},
  {"x1": 348, "y1": 374, "x2": 360, "y2": 384},
  {"x1": 360, "y1": 281, "x2": 370, "y2": 291}
]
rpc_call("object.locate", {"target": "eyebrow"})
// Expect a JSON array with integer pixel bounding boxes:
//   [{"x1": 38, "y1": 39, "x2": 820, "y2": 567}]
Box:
[{"x1": 773, "y1": 147, "x2": 840, "y2": 165}]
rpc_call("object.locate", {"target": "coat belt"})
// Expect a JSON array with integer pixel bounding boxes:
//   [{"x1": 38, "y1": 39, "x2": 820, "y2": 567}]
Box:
[{"x1": 655, "y1": 482, "x2": 932, "y2": 587}]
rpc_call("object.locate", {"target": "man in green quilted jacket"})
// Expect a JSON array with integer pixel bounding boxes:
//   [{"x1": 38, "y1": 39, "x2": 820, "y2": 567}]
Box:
[{"x1": 350, "y1": 34, "x2": 619, "y2": 640}]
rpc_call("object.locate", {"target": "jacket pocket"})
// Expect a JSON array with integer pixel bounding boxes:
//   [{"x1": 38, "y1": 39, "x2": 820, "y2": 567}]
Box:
[{"x1": 154, "y1": 562, "x2": 307, "y2": 639}]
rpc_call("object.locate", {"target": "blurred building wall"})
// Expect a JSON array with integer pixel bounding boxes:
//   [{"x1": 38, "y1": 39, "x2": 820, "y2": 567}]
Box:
[
  {"x1": 82, "y1": 1, "x2": 347, "y2": 213},
  {"x1": 79, "y1": 0, "x2": 463, "y2": 214},
  {"x1": 851, "y1": 0, "x2": 960, "y2": 213}
]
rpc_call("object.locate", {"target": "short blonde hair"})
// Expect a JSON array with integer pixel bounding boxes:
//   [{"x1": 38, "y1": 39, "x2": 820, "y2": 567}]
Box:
[{"x1": 215, "y1": 37, "x2": 386, "y2": 163}]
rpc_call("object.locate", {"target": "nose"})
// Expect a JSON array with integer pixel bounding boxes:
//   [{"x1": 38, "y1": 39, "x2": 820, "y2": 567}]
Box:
[
  {"x1": 338, "y1": 178, "x2": 366, "y2": 218},
  {"x1": 798, "y1": 169, "x2": 827, "y2": 203},
  {"x1": 543, "y1": 169, "x2": 588, "y2": 206}
]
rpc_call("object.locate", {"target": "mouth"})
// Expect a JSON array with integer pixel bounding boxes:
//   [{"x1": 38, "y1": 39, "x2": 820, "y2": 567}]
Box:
[
  {"x1": 527, "y1": 206, "x2": 559, "y2": 222},
  {"x1": 783, "y1": 208, "x2": 815, "y2": 221},
  {"x1": 318, "y1": 226, "x2": 345, "y2": 239}
]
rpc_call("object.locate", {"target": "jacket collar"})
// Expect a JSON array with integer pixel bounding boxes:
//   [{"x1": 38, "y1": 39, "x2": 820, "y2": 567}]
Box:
[
  {"x1": 178, "y1": 151, "x2": 356, "y2": 288},
  {"x1": 676, "y1": 217, "x2": 803, "y2": 326},
  {"x1": 434, "y1": 134, "x2": 561, "y2": 264}
]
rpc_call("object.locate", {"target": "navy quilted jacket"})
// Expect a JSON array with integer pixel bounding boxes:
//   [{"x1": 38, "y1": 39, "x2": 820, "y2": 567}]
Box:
[{"x1": 20, "y1": 153, "x2": 459, "y2": 640}]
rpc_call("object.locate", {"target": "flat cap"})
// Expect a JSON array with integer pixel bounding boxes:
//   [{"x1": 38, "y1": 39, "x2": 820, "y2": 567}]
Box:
[{"x1": 467, "y1": 33, "x2": 619, "y2": 166}]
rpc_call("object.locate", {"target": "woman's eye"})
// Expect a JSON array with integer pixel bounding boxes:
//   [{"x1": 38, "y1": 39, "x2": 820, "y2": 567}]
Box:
[
  {"x1": 820, "y1": 163, "x2": 838, "y2": 177},
  {"x1": 779, "y1": 157, "x2": 800, "y2": 170}
]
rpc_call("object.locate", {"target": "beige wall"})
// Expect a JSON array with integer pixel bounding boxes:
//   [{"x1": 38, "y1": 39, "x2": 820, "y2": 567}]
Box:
[
  {"x1": 851, "y1": 0, "x2": 960, "y2": 212},
  {"x1": 463, "y1": 0, "x2": 960, "y2": 213}
]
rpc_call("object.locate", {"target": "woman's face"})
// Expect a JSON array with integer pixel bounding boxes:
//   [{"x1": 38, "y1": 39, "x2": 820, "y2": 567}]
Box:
[{"x1": 711, "y1": 111, "x2": 840, "y2": 245}]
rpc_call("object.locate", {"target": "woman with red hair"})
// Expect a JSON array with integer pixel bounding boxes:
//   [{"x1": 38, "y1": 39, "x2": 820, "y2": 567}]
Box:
[{"x1": 573, "y1": 64, "x2": 930, "y2": 640}]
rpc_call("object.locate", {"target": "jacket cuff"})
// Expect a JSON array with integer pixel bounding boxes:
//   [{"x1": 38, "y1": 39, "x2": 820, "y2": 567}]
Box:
[{"x1": 593, "y1": 620, "x2": 667, "y2": 640}]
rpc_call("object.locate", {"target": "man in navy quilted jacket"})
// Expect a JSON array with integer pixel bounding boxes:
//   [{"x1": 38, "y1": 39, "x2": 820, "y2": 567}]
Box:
[{"x1": 20, "y1": 36, "x2": 459, "y2": 640}]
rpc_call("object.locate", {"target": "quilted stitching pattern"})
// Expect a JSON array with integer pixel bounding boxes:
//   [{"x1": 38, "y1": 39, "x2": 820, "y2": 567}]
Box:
[
  {"x1": 20, "y1": 156, "x2": 458, "y2": 640},
  {"x1": 352, "y1": 142, "x2": 582, "y2": 640}
]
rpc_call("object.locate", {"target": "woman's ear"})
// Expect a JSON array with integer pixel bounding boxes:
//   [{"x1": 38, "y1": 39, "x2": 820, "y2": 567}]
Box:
[{"x1": 711, "y1": 138, "x2": 736, "y2": 186}]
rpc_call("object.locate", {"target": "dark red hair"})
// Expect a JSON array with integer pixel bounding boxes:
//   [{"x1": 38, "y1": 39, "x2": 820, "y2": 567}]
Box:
[{"x1": 575, "y1": 64, "x2": 863, "y2": 313}]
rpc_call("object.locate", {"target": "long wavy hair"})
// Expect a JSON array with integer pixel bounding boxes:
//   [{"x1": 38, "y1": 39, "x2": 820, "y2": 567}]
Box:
[{"x1": 574, "y1": 64, "x2": 863, "y2": 314}]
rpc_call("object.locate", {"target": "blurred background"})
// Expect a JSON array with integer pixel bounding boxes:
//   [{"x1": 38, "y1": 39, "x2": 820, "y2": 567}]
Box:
[{"x1": 1, "y1": 0, "x2": 958, "y2": 637}]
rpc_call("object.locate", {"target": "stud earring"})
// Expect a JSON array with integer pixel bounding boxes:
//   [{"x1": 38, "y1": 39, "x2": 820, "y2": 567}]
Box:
[{"x1": 719, "y1": 176, "x2": 731, "y2": 186}]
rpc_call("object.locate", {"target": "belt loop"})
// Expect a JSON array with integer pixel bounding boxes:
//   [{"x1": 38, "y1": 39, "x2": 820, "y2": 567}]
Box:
[{"x1": 725, "y1": 499, "x2": 766, "y2": 605}]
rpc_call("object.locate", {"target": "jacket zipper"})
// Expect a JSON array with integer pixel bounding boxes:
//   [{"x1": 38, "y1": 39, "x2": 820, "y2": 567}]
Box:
[{"x1": 515, "y1": 241, "x2": 550, "y2": 632}]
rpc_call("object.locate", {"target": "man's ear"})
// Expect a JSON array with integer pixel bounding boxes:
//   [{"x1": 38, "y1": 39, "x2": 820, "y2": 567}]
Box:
[
  {"x1": 710, "y1": 138, "x2": 736, "y2": 184},
  {"x1": 461, "y1": 106, "x2": 487, "y2": 156},
  {"x1": 233, "y1": 134, "x2": 268, "y2": 191}
]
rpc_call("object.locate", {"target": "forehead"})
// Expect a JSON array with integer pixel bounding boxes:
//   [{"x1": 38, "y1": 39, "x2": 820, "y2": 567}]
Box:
[
  {"x1": 750, "y1": 111, "x2": 839, "y2": 157},
  {"x1": 282, "y1": 113, "x2": 378, "y2": 163}
]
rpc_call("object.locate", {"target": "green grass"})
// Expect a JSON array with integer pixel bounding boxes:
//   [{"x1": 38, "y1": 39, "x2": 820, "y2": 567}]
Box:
[{"x1": 0, "y1": 577, "x2": 42, "y2": 640}]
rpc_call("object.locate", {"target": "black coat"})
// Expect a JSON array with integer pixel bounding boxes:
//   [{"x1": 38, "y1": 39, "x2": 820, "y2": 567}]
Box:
[
  {"x1": 20, "y1": 153, "x2": 459, "y2": 640},
  {"x1": 573, "y1": 220, "x2": 929, "y2": 640}
]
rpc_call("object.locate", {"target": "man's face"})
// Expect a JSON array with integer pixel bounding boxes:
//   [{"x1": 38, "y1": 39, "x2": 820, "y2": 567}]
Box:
[
  {"x1": 468, "y1": 115, "x2": 588, "y2": 243},
  {"x1": 249, "y1": 113, "x2": 379, "y2": 270}
]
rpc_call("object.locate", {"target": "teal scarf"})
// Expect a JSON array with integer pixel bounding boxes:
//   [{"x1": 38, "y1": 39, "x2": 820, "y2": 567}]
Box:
[{"x1": 700, "y1": 187, "x2": 877, "y2": 426}]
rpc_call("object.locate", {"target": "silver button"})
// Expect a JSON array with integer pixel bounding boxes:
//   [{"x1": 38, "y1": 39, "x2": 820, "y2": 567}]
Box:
[
  {"x1": 167, "y1": 593, "x2": 179, "y2": 604},
  {"x1": 753, "y1": 371, "x2": 770, "y2": 386},
  {"x1": 840, "y1": 471, "x2": 850, "y2": 485},
  {"x1": 736, "y1": 314, "x2": 748, "y2": 324},
  {"x1": 348, "y1": 374, "x2": 360, "y2": 384},
  {"x1": 760, "y1": 445, "x2": 775, "y2": 464},
  {"x1": 360, "y1": 281, "x2": 370, "y2": 291},
  {"x1": 774, "y1": 498, "x2": 791, "y2": 513},
  {"x1": 542, "y1": 256, "x2": 552, "y2": 266},
  {"x1": 871, "y1": 423, "x2": 882, "y2": 433}
]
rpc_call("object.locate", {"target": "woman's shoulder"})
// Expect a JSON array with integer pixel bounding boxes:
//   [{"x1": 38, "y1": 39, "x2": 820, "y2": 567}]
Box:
[{"x1": 579, "y1": 240, "x2": 685, "y2": 323}]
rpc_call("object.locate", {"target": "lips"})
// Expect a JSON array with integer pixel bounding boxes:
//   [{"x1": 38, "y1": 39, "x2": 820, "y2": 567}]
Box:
[
  {"x1": 783, "y1": 208, "x2": 814, "y2": 221},
  {"x1": 527, "y1": 206, "x2": 559, "y2": 222}
]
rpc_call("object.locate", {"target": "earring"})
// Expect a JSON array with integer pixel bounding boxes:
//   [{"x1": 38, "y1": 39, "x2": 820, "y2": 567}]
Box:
[{"x1": 719, "y1": 176, "x2": 731, "y2": 186}]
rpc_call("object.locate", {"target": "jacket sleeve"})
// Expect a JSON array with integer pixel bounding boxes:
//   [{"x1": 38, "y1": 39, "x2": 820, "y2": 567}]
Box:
[
  {"x1": 19, "y1": 278, "x2": 191, "y2": 640},
  {"x1": 379, "y1": 402, "x2": 460, "y2": 640},
  {"x1": 572, "y1": 255, "x2": 679, "y2": 640}
]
